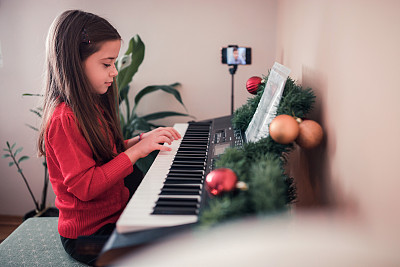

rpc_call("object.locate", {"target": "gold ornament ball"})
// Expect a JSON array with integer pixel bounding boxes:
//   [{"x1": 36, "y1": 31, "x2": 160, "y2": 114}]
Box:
[
  {"x1": 296, "y1": 119, "x2": 323, "y2": 149},
  {"x1": 269, "y1": 114, "x2": 300, "y2": 144}
]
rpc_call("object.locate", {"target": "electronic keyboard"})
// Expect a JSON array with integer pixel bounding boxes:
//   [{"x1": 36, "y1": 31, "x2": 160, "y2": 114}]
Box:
[{"x1": 116, "y1": 116, "x2": 243, "y2": 234}]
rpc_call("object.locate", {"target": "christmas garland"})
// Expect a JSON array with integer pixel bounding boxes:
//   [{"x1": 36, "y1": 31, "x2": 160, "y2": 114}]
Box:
[{"x1": 199, "y1": 74, "x2": 316, "y2": 226}]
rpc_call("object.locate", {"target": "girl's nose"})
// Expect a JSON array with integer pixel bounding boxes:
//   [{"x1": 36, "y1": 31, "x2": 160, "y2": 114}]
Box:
[{"x1": 110, "y1": 65, "x2": 118, "y2": 77}]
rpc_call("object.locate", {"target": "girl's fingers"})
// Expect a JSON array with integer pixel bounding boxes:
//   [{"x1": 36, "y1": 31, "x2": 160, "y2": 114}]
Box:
[
  {"x1": 160, "y1": 135, "x2": 173, "y2": 145},
  {"x1": 151, "y1": 127, "x2": 181, "y2": 140},
  {"x1": 158, "y1": 144, "x2": 172, "y2": 151},
  {"x1": 166, "y1": 128, "x2": 181, "y2": 140},
  {"x1": 171, "y1": 129, "x2": 181, "y2": 140}
]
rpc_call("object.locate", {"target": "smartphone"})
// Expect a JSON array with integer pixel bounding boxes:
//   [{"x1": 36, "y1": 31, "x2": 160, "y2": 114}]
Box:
[{"x1": 221, "y1": 46, "x2": 252, "y2": 65}]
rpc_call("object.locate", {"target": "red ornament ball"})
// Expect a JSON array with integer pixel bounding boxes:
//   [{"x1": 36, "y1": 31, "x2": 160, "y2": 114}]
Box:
[
  {"x1": 246, "y1": 76, "x2": 262, "y2": 95},
  {"x1": 269, "y1": 114, "x2": 300, "y2": 144},
  {"x1": 296, "y1": 119, "x2": 323, "y2": 149},
  {"x1": 205, "y1": 168, "x2": 238, "y2": 196}
]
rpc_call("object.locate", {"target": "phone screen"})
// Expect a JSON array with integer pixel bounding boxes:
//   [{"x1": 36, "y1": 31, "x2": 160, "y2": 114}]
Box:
[{"x1": 221, "y1": 46, "x2": 251, "y2": 65}]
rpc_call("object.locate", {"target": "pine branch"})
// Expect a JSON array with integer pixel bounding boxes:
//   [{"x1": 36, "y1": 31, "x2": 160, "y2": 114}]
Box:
[{"x1": 199, "y1": 74, "x2": 315, "y2": 226}]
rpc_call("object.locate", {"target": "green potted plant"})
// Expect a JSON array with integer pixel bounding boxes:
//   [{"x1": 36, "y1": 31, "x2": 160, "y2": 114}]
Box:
[{"x1": 116, "y1": 34, "x2": 190, "y2": 173}]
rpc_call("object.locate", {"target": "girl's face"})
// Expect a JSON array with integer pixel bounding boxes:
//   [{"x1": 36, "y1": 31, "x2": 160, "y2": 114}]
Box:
[{"x1": 83, "y1": 40, "x2": 121, "y2": 95}]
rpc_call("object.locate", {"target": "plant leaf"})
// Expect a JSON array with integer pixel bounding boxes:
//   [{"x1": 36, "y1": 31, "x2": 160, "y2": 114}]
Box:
[
  {"x1": 130, "y1": 117, "x2": 153, "y2": 132},
  {"x1": 11, "y1": 143, "x2": 16, "y2": 150},
  {"x1": 18, "y1": 156, "x2": 30, "y2": 164},
  {"x1": 23, "y1": 93, "x2": 43, "y2": 97},
  {"x1": 14, "y1": 147, "x2": 23, "y2": 157},
  {"x1": 2, "y1": 154, "x2": 10, "y2": 158},
  {"x1": 134, "y1": 83, "x2": 184, "y2": 109},
  {"x1": 119, "y1": 85, "x2": 130, "y2": 104},
  {"x1": 120, "y1": 113, "x2": 126, "y2": 127},
  {"x1": 140, "y1": 111, "x2": 189, "y2": 121},
  {"x1": 29, "y1": 109, "x2": 42, "y2": 118},
  {"x1": 116, "y1": 35, "x2": 145, "y2": 92},
  {"x1": 9, "y1": 162, "x2": 14, "y2": 167},
  {"x1": 25, "y1": 124, "x2": 39, "y2": 132}
]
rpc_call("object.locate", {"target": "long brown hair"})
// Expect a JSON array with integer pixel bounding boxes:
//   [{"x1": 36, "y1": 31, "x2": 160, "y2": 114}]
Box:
[{"x1": 38, "y1": 10, "x2": 125, "y2": 163}]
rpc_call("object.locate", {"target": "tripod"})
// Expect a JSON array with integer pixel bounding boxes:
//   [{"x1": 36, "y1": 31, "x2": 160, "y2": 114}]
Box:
[{"x1": 229, "y1": 64, "x2": 238, "y2": 115}]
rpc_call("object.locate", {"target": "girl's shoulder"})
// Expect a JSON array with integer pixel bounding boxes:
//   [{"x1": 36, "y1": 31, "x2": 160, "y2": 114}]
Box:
[
  {"x1": 50, "y1": 102, "x2": 78, "y2": 129},
  {"x1": 47, "y1": 102, "x2": 80, "y2": 138},
  {"x1": 53, "y1": 102, "x2": 75, "y2": 119}
]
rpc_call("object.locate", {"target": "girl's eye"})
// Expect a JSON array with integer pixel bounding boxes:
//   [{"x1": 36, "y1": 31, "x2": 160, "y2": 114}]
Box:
[{"x1": 104, "y1": 64, "x2": 111, "y2": 68}]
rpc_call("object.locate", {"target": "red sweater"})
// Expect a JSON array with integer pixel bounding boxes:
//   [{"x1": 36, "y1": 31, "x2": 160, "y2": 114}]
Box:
[{"x1": 45, "y1": 102, "x2": 133, "y2": 239}]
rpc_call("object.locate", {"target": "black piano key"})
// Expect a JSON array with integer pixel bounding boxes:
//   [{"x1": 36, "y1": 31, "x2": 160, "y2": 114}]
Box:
[
  {"x1": 162, "y1": 184, "x2": 201, "y2": 190},
  {"x1": 180, "y1": 140, "x2": 209, "y2": 145},
  {"x1": 175, "y1": 154, "x2": 207, "y2": 160},
  {"x1": 164, "y1": 178, "x2": 203, "y2": 184},
  {"x1": 167, "y1": 173, "x2": 204, "y2": 179},
  {"x1": 160, "y1": 188, "x2": 201, "y2": 195},
  {"x1": 155, "y1": 202, "x2": 199, "y2": 209},
  {"x1": 166, "y1": 177, "x2": 203, "y2": 183},
  {"x1": 167, "y1": 169, "x2": 204, "y2": 174},
  {"x1": 187, "y1": 125, "x2": 210, "y2": 128},
  {"x1": 182, "y1": 134, "x2": 209, "y2": 138},
  {"x1": 184, "y1": 128, "x2": 209, "y2": 132},
  {"x1": 173, "y1": 159, "x2": 206, "y2": 164},
  {"x1": 169, "y1": 169, "x2": 204, "y2": 174},
  {"x1": 189, "y1": 121, "x2": 212, "y2": 125},
  {"x1": 170, "y1": 164, "x2": 205, "y2": 170},
  {"x1": 157, "y1": 197, "x2": 199, "y2": 203},
  {"x1": 186, "y1": 125, "x2": 210, "y2": 129},
  {"x1": 177, "y1": 147, "x2": 207, "y2": 152},
  {"x1": 170, "y1": 163, "x2": 205, "y2": 170},
  {"x1": 168, "y1": 172, "x2": 203, "y2": 178},
  {"x1": 156, "y1": 198, "x2": 200, "y2": 207},
  {"x1": 184, "y1": 127, "x2": 209, "y2": 131},
  {"x1": 176, "y1": 150, "x2": 207, "y2": 154},
  {"x1": 171, "y1": 160, "x2": 205, "y2": 164},
  {"x1": 165, "y1": 174, "x2": 203, "y2": 179},
  {"x1": 169, "y1": 168, "x2": 205, "y2": 173},
  {"x1": 168, "y1": 170, "x2": 203, "y2": 175},
  {"x1": 181, "y1": 140, "x2": 208, "y2": 143},
  {"x1": 169, "y1": 164, "x2": 205, "y2": 170},
  {"x1": 171, "y1": 160, "x2": 206, "y2": 165},
  {"x1": 172, "y1": 162, "x2": 205, "y2": 166},
  {"x1": 152, "y1": 206, "x2": 198, "y2": 215},
  {"x1": 179, "y1": 143, "x2": 208, "y2": 147},
  {"x1": 174, "y1": 154, "x2": 206, "y2": 158}
]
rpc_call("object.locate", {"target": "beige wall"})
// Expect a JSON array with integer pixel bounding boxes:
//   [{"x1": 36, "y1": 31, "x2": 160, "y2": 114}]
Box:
[
  {"x1": 277, "y1": 0, "x2": 400, "y2": 242},
  {"x1": 1, "y1": 0, "x2": 399, "y2": 247},
  {"x1": 0, "y1": 0, "x2": 276, "y2": 215}
]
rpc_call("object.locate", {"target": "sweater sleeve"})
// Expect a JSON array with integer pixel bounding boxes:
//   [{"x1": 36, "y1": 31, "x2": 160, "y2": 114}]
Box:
[{"x1": 47, "y1": 112, "x2": 133, "y2": 202}]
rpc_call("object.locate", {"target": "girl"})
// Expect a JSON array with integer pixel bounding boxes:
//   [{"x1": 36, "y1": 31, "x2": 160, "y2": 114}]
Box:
[{"x1": 38, "y1": 10, "x2": 181, "y2": 265}]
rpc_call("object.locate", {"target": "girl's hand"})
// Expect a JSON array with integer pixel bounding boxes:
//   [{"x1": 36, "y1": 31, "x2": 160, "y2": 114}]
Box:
[
  {"x1": 124, "y1": 127, "x2": 181, "y2": 163},
  {"x1": 141, "y1": 127, "x2": 181, "y2": 142}
]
